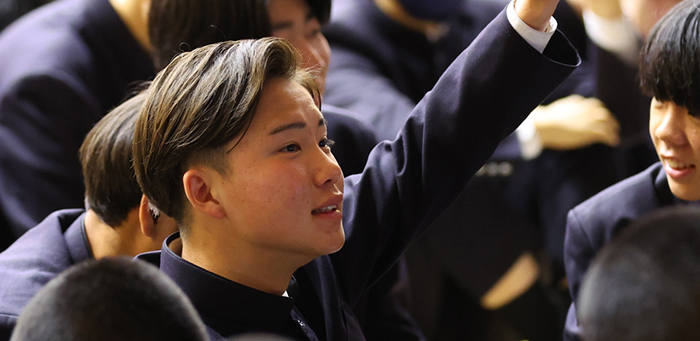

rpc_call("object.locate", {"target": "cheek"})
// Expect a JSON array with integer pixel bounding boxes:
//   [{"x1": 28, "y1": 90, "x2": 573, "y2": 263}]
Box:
[
  {"x1": 688, "y1": 128, "x2": 700, "y2": 152},
  {"x1": 239, "y1": 165, "x2": 308, "y2": 217},
  {"x1": 318, "y1": 37, "x2": 331, "y2": 67},
  {"x1": 649, "y1": 112, "x2": 661, "y2": 140}
]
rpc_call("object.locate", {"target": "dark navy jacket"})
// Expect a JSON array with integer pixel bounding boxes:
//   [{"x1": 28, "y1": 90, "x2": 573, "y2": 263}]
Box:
[
  {"x1": 563, "y1": 162, "x2": 693, "y2": 340},
  {"x1": 0, "y1": 0, "x2": 154, "y2": 241},
  {"x1": 0, "y1": 209, "x2": 91, "y2": 340},
  {"x1": 322, "y1": 105, "x2": 377, "y2": 176},
  {"x1": 138, "y1": 9, "x2": 579, "y2": 341},
  {"x1": 324, "y1": 0, "x2": 615, "y2": 300}
]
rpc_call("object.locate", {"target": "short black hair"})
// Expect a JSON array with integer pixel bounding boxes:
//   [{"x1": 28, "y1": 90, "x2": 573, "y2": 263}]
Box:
[
  {"x1": 10, "y1": 257, "x2": 207, "y2": 341},
  {"x1": 640, "y1": 0, "x2": 700, "y2": 116},
  {"x1": 80, "y1": 87, "x2": 149, "y2": 227},
  {"x1": 578, "y1": 205, "x2": 700, "y2": 341},
  {"x1": 304, "y1": 0, "x2": 331, "y2": 25},
  {"x1": 148, "y1": 0, "x2": 332, "y2": 72},
  {"x1": 148, "y1": 0, "x2": 271, "y2": 71}
]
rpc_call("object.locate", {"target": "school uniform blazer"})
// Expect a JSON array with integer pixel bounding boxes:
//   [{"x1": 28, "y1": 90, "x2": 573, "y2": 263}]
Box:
[
  {"x1": 322, "y1": 105, "x2": 377, "y2": 176},
  {"x1": 324, "y1": 106, "x2": 426, "y2": 339},
  {"x1": 0, "y1": 209, "x2": 90, "y2": 341},
  {"x1": 563, "y1": 162, "x2": 684, "y2": 340},
  {"x1": 324, "y1": 0, "x2": 615, "y2": 283},
  {"x1": 0, "y1": 0, "x2": 154, "y2": 240},
  {"x1": 139, "y1": 10, "x2": 580, "y2": 340}
]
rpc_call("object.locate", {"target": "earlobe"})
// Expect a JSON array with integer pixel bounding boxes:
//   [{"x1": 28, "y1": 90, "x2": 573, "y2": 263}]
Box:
[{"x1": 183, "y1": 168, "x2": 226, "y2": 219}]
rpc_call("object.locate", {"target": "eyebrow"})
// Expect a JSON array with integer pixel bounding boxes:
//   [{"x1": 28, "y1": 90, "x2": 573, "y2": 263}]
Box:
[
  {"x1": 270, "y1": 11, "x2": 315, "y2": 31},
  {"x1": 269, "y1": 119, "x2": 325, "y2": 135},
  {"x1": 305, "y1": 10, "x2": 315, "y2": 22},
  {"x1": 271, "y1": 20, "x2": 292, "y2": 31}
]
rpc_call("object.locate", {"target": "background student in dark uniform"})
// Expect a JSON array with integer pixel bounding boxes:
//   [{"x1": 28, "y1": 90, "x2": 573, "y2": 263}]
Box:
[
  {"x1": 563, "y1": 1, "x2": 700, "y2": 338},
  {"x1": 0, "y1": 0, "x2": 155, "y2": 248},
  {"x1": 0, "y1": 90, "x2": 178, "y2": 340}
]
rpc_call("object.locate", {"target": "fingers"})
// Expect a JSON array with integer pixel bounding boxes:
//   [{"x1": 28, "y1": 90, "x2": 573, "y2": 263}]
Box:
[
  {"x1": 515, "y1": 0, "x2": 561, "y2": 31},
  {"x1": 578, "y1": 102, "x2": 621, "y2": 146},
  {"x1": 532, "y1": 95, "x2": 621, "y2": 150}
]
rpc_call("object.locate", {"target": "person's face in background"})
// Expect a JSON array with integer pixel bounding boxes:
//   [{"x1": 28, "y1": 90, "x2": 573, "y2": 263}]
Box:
[
  {"x1": 650, "y1": 98, "x2": 700, "y2": 201},
  {"x1": 267, "y1": 0, "x2": 331, "y2": 94},
  {"x1": 620, "y1": 0, "x2": 681, "y2": 37}
]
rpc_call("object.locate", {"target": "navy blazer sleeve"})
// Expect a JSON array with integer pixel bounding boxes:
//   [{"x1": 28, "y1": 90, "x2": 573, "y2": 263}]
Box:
[
  {"x1": 331, "y1": 10, "x2": 580, "y2": 306},
  {"x1": 562, "y1": 208, "x2": 596, "y2": 340}
]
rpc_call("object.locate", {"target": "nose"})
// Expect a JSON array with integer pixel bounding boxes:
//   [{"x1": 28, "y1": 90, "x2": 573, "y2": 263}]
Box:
[
  {"x1": 654, "y1": 103, "x2": 689, "y2": 147},
  {"x1": 313, "y1": 148, "x2": 343, "y2": 188}
]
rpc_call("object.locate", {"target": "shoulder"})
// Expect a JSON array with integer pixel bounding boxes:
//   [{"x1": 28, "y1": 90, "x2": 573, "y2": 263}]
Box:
[
  {"x1": 0, "y1": 0, "x2": 94, "y2": 81},
  {"x1": 0, "y1": 209, "x2": 84, "y2": 319},
  {"x1": 567, "y1": 163, "x2": 665, "y2": 246}
]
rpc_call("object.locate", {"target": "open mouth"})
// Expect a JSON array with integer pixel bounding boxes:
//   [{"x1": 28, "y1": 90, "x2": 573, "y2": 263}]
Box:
[
  {"x1": 667, "y1": 159, "x2": 695, "y2": 170},
  {"x1": 312, "y1": 205, "x2": 338, "y2": 214}
]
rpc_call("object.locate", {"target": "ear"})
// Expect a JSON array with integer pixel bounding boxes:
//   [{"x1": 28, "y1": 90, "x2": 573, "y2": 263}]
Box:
[
  {"x1": 183, "y1": 167, "x2": 226, "y2": 220},
  {"x1": 138, "y1": 195, "x2": 157, "y2": 238}
]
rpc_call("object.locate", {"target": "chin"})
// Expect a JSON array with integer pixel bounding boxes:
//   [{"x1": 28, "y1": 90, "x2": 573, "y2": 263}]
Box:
[
  {"x1": 324, "y1": 232, "x2": 346, "y2": 255},
  {"x1": 670, "y1": 183, "x2": 700, "y2": 202}
]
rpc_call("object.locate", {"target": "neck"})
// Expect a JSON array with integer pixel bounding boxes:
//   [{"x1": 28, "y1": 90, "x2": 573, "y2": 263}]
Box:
[
  {"x1": 108, "y1": 0, "x2": 151, "y2": 51},
  {"x1": 373, "y1": 0, "x2": 448, "y2": 40},
  {"x1": 84, "y1": 209, "x2": 141, "y2": 258},
  {"x1": 179, "y1": 219, "x2": 309, "y2": 296}
]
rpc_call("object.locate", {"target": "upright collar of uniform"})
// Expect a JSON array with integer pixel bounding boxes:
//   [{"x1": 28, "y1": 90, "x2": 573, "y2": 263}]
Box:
[
  {"x1": 158, "y1": 233, "x2": 298, "y2": 338},
  {"x1": 64, "y1": 211, "x2": 93, "y2": 264}
]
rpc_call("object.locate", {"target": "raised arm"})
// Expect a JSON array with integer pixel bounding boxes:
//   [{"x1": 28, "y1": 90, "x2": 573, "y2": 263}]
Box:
[{"x1": 334, "y1": 4, "x2": 579, "y2": 306}]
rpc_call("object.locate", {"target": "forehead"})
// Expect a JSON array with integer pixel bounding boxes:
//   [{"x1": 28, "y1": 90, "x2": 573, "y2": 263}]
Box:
[
  {"x1": 267, "y1": 0, "x2": 312, "y2": 24},
  {"x1": 252, "y1": 77, "x2": 323, "y2": 129}
]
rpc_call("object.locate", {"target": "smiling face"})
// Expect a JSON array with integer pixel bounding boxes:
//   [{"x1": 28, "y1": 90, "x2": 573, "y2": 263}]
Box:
[
  {"x1": 267, "y1": 0, "x2": 331, "y2": 94},
  {"x1": 650, "y1": 98, "x2": 700, "y2": 201},
  {"x1": 216, "y1": 77, "x2": 345, "y2": 261}
]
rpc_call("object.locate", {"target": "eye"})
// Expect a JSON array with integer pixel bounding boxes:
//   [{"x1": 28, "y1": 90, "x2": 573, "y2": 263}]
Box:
[
  {"x1": 652, "y1": 98, "x2": 668, "y2": 109},
  {"x1": 306, "y1": 19, "x2": 322, "y2": 39},
  {"x1": 281, "y1": 143, "x2": 301, "y2": 153},
  {"x1": 319, "y1": 138, "x2": 335, "y2": 149}
]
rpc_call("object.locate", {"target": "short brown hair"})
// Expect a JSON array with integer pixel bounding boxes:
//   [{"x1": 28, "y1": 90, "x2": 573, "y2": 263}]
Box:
[
  {"x1": 80, "y1": 89, "x2": 149, "y2": 227},
  {"x1": 133, "y1": 38, "x2": 318, "y2": 225}
]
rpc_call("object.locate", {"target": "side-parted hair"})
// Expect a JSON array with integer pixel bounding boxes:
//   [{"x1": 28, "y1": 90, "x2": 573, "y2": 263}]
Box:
[
  {"x1": 148, "y1": 0, "x2": 270, "y2": 71},
  {"x1": 640, "y1": 0, "x2": 700, "y2": 116},
  {"x1": 80, "y1": 88, "x2": 149, "y2": 227},
  {"x1": 10, "y1": 257, "x2": 208, "y2": 341},
  {"x1": 578, "y1": 205, "x2": 700, "y2": 341},
  {"x1": 133, "y1": 38, "x2": 318, "y2": 226}
]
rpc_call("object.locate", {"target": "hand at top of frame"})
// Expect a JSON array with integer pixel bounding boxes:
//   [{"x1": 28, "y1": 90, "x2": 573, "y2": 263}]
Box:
[{"x1": 515, "y1": 0, "x2": 560, "y2": 31}]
